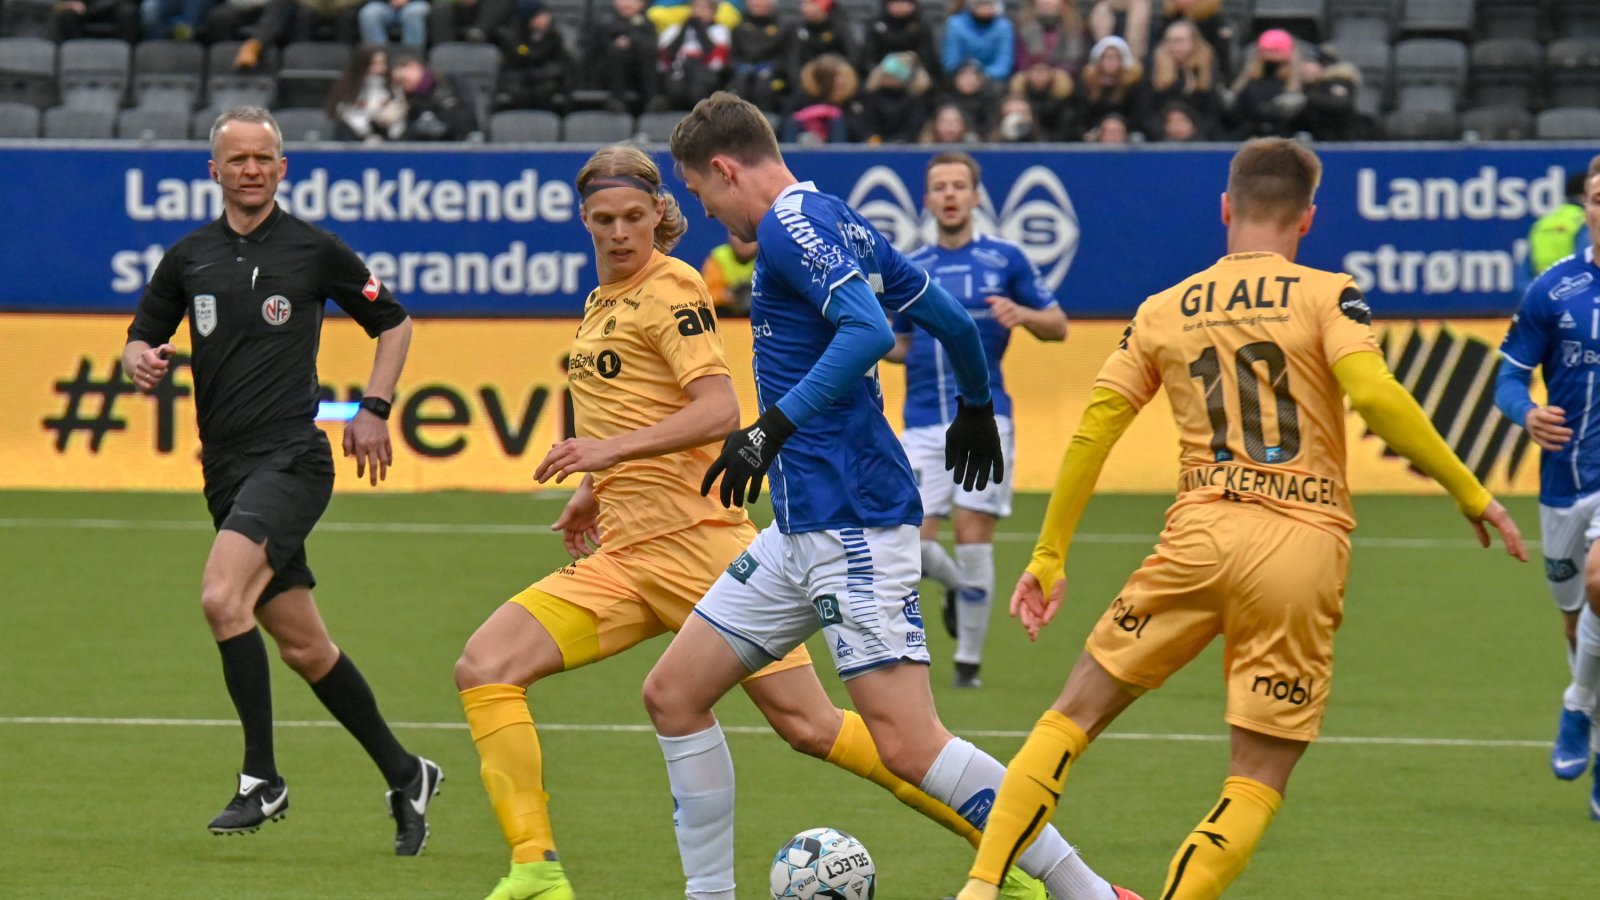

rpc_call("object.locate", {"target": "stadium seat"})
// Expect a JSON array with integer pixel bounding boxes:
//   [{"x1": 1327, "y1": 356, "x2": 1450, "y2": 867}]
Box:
[
  {"x1": 275, "y1": 42, "x2": 348, "y2": 110},
  {"x1": 133, "y1": 40, "x2": 204, "y2": 113},
  {"x1": 1332, "y1": 40, "x2": 1391, "y2": 118},
  {"x1": 1400, "y1": 0, "x2": 1474, "y2": 39},
  {"x1": 0, "y1": 36, "x2": 56, "y2": 109},
  {"x1": 489, "y1": 109, "x2": 561, "y2": 143},
  {"x1": 271, "y1": 106, "x2": 334, "y2": 142},
  {"x1": 191, "y1": 106, "x2": 218, "y2": 140},
  {"x1": 1551, "y1": 0, "x2": 1600, "y2": 40},
  {"x1": 1393, "y1": 38, "x2": 1468, "y2": 111},
  {"x1": 0, "y1": 0, "x2": 55, "y2": 39},
  {"x1": 562, "y1": 110, "x2": 636, "y2": 143},
  {"x1": 1547, "y1": 38, "x2": 1600, "y2": 109},
  {"x1": 1328, "y1": 0, "x2": 1394, "y2": 45},
  {"x1": 1474, "y1": 0, "x2": 1543, "y2": 42},
  {"x1": 1469, "y1": 38, "x2": 1542, "y2": 110},
  {"x1": 58, "y1": 39, "x2": 130, "y2": 113},
  {"x1": 1252, "y1": 0, "x2": 1328, "y2": 42},
  {"x1": 1536, "y1": 107, "x2": 1600, "y2": 140},
  {"x1": 0, "y1": 101, "x2": 40, "y2": 137},
  {"x1": 429, "y1": 41, "x2": 499, "y2": 128},
  {"x1": 1460, "y1": 105, "x2": 1533, "y2": 140},
  {"x1": 205, "y1": 42, "x2": 278, "y2": 112},
  {"x1": 116, "y1": 106, "x2": 190, "y2": 140},
  {"x1": 42, "y1": 105, "x2": 114, "y2": 139},
  {"x1": 635, "y1": 110, "x2": 685, "y2": 143},
  {"x1": 1383, "y1": 107, "x2": 1459, "y2": 139}
]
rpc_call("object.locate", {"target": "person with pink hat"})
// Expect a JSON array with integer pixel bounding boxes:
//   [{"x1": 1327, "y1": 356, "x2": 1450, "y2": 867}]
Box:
[{"x1": 1227, "y1": 27, "x2": 1305, "y2": 138}]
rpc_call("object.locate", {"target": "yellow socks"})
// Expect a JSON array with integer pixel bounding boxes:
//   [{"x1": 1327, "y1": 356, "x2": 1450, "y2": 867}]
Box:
[
  {"x1": 1159, "y1": 776, "x2": 1283, "y2": 900},
  {"x1": 824, "y1": 709, "x2": 982, "y2": 847},
  {"x1": 462, "y1": 683, "x2": 558, "y2": 864},
  {"x1": 967, "y1": 710, "x2": 1088, "y2": 889}
]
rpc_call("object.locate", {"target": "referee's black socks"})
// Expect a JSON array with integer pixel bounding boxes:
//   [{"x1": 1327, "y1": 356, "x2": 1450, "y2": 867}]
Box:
[
  {"x1": 217, "y1": 628, "x2": 277, "y2": 781},
  {"x1": 310, "y1": 652, "x2": 417, "y2": 789}
]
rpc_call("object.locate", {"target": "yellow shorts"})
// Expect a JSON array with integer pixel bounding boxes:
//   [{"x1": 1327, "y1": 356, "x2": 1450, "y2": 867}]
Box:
[
  {"x1": 510, "y1": 519, "x2": 811, "y2": 679},
  {"x1": 1086, "y1": 501, "x2": 1350, "y2": 742}
]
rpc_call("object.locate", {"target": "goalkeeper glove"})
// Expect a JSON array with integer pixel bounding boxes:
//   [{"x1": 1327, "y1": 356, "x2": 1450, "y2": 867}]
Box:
[
  {"x1": 945, "y1": 397, "x2": 1004, "y2": 491},
  {"x1": 702, "y1": 406, "x2": 797, "y2": 508}
]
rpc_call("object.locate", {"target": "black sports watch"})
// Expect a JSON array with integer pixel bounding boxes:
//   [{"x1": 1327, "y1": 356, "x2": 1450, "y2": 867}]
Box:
[{"x1": 358, "y1": 396, "x2": 393, "y2": 420}]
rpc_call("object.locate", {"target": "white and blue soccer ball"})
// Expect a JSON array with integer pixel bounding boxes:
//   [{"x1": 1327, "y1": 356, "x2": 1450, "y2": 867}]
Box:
[{"x1": 769, "y1": 826, "x2": 876, "y2": 900}]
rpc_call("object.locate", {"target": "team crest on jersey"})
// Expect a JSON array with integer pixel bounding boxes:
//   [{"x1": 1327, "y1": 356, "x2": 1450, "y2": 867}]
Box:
[
  {"x1": 1560, "y1": 310, "x2": 1578, "y2": 329},
  {"x1": 261, "y1": 295, "x2": 291, "y2": 326},
  {"x1": 603, "y1": 316, "x2": 616, "y2": 336},
  {"x1": 362, "y1": 274, "x2": 381, "y2": 301},
  {"x1": 193, "y1": 294, "x2": 217, "y2": 336}
]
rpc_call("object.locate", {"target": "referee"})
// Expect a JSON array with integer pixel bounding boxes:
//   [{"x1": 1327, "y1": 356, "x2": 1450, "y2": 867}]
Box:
[{"x1": 122, "y1": 107, "x2": 441, "y2": 856}]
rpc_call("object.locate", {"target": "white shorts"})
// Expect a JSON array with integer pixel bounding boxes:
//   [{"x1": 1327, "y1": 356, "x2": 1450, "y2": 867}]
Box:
[
  {"x1": 693, "y1": 523, "x2": 931, "y2": 679},
  {"x1": 1539, "y1": 492, "x2": 1600, "y2": 613},
  {"x1": 901, "y1": 416, "x2": 1016, "y2": 520}
]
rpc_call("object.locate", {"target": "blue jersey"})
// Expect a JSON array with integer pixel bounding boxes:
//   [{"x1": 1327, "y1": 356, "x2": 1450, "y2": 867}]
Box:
[
  {"x1": 897, "y1": 235, "x2": 1058, "y2": 428},
  {"x1": 1501, "y1": 245, "x2": 1600, "y2": 507},
  {"x1": 752, "y1": 182, "x2": 930, "y2": 533}
]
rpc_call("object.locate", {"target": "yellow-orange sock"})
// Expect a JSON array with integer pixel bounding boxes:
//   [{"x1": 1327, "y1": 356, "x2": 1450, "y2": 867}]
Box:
[
  {"x1": 1159, "y1": 776, "x2": 1283, "y2": 900},
  {"x1": 824, "y1": 709, "x2": 983, "y2": 847},
  {"x1": 461, "y1": 683, "x2": 558, "y2": 863},
  {"x1": 967, "y1": 710, "x2": 1088, "y2": 888}
]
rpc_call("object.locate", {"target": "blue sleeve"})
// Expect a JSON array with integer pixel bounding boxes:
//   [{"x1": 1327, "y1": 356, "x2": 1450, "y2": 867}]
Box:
[
  {"x1": 892, "y1": 312, "x2": 913, "y2": 335},
  {"x1": 773, "y1": 276, "x2": 896, "y2": 425},
  {"x1": 1494, "y1": 359, "x2": 1537, "y2": 427},
  {"x1": 899, "y1": 279, "x2": 991, "y2": 405},
  {"x1": 1499, "y1": 281, "x2": 1550, "y2": 371},
  {"x1": 988, "y1": 22, "x2": 1014, "y2": 81},
  {"x1": 1007, "y1": 245, "x2": 1057, "y2": 310},
  {"x1": 756, "y1": 206, "x2": 866, "y2": 315},
  {"x1": 942, "y1": 18, "x2": 963, "y2": 73}
]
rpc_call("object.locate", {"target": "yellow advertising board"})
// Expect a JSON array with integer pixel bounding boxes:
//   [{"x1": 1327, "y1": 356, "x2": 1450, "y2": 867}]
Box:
[{"x1": 0, "y1": 314, "x2": 1538, "y2": 496}]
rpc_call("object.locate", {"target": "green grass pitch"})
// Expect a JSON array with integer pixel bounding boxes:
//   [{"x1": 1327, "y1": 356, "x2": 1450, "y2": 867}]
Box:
[{"x1": 0, "y1": 490, "x2": 1584, "y2": 898}]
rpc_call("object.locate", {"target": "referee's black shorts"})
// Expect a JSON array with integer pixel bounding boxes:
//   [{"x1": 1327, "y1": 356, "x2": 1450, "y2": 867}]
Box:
[{"x1": 202, "y1": 424, "x2": 335, "y2": 606}]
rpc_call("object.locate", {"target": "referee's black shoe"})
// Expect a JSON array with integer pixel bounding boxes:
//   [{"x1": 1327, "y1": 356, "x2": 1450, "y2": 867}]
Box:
[
  {"x1": 388, "y1": 756, "x2": 444, "y2": 856},
  {"x1": 208, "y1": 773, "x2": 288, "y2": 835}
]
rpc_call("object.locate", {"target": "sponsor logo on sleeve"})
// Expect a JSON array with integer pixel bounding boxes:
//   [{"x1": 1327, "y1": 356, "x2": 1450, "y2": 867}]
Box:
[
  {"x1": 362, "y1": 274, "x2": 381, "y2": 301},
  {"x1": 1338, "y1": 286, "x2": 1372, "y2": 324}
]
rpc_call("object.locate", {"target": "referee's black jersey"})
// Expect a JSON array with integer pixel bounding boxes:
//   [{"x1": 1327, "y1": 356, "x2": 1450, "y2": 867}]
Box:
[{"x1": 128, "y1": 205, "x2": 408, "y2": 447}]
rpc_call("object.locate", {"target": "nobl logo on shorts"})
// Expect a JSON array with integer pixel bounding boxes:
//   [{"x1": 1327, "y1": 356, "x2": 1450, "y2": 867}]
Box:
[{"x1": 1251, "y1": 674, "x2": 1313, "y2": 706}]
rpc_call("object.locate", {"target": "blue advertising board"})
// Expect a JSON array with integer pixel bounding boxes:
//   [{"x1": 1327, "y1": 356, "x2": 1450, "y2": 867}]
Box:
[{"x1": 0, "y1": 142, "x2": 1591, "y2": 318}]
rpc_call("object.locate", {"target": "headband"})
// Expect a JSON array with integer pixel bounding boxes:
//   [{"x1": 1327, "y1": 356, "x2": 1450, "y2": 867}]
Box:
[{"x1": 581, "y1": 174, "x2": 660, "y2": 199}]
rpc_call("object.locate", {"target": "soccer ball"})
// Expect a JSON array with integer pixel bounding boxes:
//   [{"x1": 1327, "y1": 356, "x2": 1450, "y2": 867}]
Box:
[{"x1": 769, "y1": 826, "x2": 876, "y2": 899}]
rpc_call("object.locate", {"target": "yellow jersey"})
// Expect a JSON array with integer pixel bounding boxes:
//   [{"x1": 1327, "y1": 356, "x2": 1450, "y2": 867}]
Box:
[
  {"x1": 1096, "y1": 251, "x2": 1380, "y2": 536},
  {"x1": 568, "y1": 250, "x2": 748, "y2": 549}
]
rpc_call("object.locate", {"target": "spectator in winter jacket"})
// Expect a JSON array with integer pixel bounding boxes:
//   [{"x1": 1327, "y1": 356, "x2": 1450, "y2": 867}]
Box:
[
  {"x1": 861, "y1": 0, "x2": 940, "y2": 75},
  {"x1": 1010, "y1": 59, "x2": 1082, "y2": 139},
  {"x1": 391, "y1": 53, "x2": 479, "y2": 140},
  {"x1": 1227, "y1": 27, "x2": 1302, "y2": 139},
  {"x1": 328, "y1": 44, "x2": 407, "y2": 142},
  {"x1": 493, "y1": 0, "x2": 574, "y2": 112},
  {"x1": 783, "y1": 52, "x2": 861, "y2": 143},
  {"x1": 1138, "y1": 17, "x2": 1218, "y2": 137},
  {"x1": 1079, "y1": 34, "x2": 1144, "y2": 129},
  {"x1": 991, "y1": 95, "x2": 1042, "y2": 141},
  {"x1": 786, "y1": 0, "x2": 857, "y2": 77},
  {"x1": 858, "y1": 51, "x2": 933, "y2": 143},
  {"x1": 1014, "y1": 0, "x2": 1087, "y2": 75},
  {"x1": 938, "y1": 58, "x2": 1003, "y2": 136},
  {"x1": 1293, "y1": 45, "x2": 1361, "y2": 141},
  {"x1": 659, "y1": 0, "x2": 731, "y2": 109},
  {"x1": 730, "y1": 0, "x2": 788, "y2": 108},
  {"x1": 919, "y1": 102, "x2": 979, "y2": 143},
  {"x1": 581, "y1": 0, "x2": 660, "y2": 113},
  {"x1": 942, "y1": 0, "x2": 1014, "y2": 81}
]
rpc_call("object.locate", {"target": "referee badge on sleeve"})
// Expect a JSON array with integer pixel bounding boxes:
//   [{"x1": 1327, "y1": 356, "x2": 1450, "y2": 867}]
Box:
[
  {"x1": 362, "y1": 274, "x2": 381, "y2": 301},
  {"x1": 193, "y1": 294, "x2": 217, "y2": 336}
]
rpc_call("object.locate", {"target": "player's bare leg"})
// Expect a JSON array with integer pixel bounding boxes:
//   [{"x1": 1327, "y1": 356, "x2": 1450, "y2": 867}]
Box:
[
  {"x1": 961, "y1": 654, "x2": 1141, "y2": 900},
  {"x1": 457, "y1": 601, "x2": 574, "y2": 898},
  {"x1": 260, "y1": 587, "x2": 433, "y2": 854},
  {"x1": 839, "y1": 662, "x2": 1125, "y2": 900},
  {"x1": 644, "y1": 614, "x2": 757, "y2": 900},
  {"x1": 201, "y1": 530, "x2": 287, "y2": 835},
  {"x1": 952, "y1": 508, "x2": 1000, "y2": 687},
  {"x1": 1153, "y1": 728, "x2": 1305, "y2": 900}
]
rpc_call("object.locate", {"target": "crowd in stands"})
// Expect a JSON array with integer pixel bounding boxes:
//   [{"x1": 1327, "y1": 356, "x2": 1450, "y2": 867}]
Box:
[{"x1": 2, "y1": 0, "x2": 1599, "y2": 143}]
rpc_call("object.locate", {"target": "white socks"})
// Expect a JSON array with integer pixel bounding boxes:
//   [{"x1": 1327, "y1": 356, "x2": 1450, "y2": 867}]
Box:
[
  {"x1": 922, "y1": 539, "x2": 963, "y2": 590},
  {"x1": 920, "y1": 738, "x2": 1111, "y2": 900},
  {"x1": 658, "y1": 723, "x2": 736, "y2": 899},
  {"x1": 954, "y1": 543, "x2": 995, "y2": 666},
  {"x1": 1566, "y1": 605, "x2": 1600, "y2": 718}
]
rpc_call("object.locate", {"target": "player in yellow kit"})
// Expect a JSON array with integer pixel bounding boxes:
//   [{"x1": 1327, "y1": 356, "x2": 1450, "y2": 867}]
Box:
[
  {"x1": 957, "y1": 139, "x2": 1530, "y2": 900},
  {"x1": 454, "y1": 145, "x2": 1044, "y2": 900}
]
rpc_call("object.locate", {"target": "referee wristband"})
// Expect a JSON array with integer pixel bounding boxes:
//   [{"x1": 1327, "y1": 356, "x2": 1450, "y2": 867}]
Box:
[{"x1": 358, "y1": 396, "x2": 392, "y2": 420}]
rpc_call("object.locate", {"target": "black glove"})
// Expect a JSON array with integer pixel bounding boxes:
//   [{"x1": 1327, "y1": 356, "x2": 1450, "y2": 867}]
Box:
[
  {"x1": 701, "y1": 406, "x2": 797, "y2": 508},
  {"x1": 945, "y1": 397, "x2": 1003, "y2": 492}
]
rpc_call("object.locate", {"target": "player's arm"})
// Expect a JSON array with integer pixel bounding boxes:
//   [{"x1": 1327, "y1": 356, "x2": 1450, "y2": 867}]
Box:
[
  {"x1": 123, "y1": 248, "x2": 187, "y2": 392},
  {"x1": 1013, "y1": 386, "x2": 1140, "y2": 639},
  {"x1": 987, "y1": 246, "x2": 1068, "y2": 341},
  {"x1": 1495, "y1": 358, "x2": 1570, "y2": 452},
  {"x1": 1335, "y1": 350, "x2": 1526, "y2": 560},
  {"x1": 536, "y1": 373, "x2": 740, "y2": 483},
  {"x1": 900, "y1": 278, "x2": 1008, "y2": 489},
  {"x1": 882, "y1": 314, "x2": 913, "y2": 363}
]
